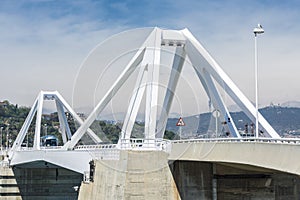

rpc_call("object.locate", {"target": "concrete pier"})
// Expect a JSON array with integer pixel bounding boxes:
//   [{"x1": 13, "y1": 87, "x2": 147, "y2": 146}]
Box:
[
  {"x1": 78, "y1": 150, "x2": 180, "y2": 200},
  {"x1": 3, "y1": 149, "x2": 300, "y2": 199},
  {"x1": 0, "y1": 159, "x2": 82, "y2": 200},
  {"x1": 78, "y1": 150, "x2": 300, "y2": 200}
]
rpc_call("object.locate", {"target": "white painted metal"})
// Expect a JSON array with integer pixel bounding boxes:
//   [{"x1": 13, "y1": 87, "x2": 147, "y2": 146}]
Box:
[
  {"x1": 253, "y1": 24, "x2": 264, "y2": 138},
  {"x1": 64, "y1": 47, "x2": 147, "y2": 150},
  {"x1": 254, "y1": 35, "x2": 259, "y2": 138},
  {"x1": 7, "y1": 28, "x2": 288, "y2": 178},
  {"x1": 144, "y1": 28, "x2": 162, "y2": 141},
  {"x1": 33, "y1": 91, "x2": 44, "y2": 150},
  {"x1": 66, "y1": 27, "x2": 279, "y2": 149},
  {"x1": 54, "y1": 92, "x2": 101, "y2": 143},
  {"x1": 10, "y1": 91, "x2": 102, "y2": 158},
  {"x1": 55, "y1": 99, "x2": 72, "y2": 143},
  {"x1": 181, "y1": 29, "x2": 280, "y2": 138},
  {"x1": 10, "y1": 96, "x2": 39, "y2": 152},
  {"x1": 12, "y1": 27, "x2": 281, "y2": 163},
  {"x1": 200, "y1": 69, "x2": 240, "y2": 137},
  {"x1": 156, "y1": 47, "x2": 186, "y2": 138},
  {"x1": 121, "y1": 64, "x2": 148, "y2": 140}
]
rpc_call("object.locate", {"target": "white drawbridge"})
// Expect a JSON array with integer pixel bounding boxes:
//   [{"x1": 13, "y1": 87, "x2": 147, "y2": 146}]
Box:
[
  {"x1": 64, "y1": 27, "x2": 280, "y2": 150},
  {"x1": 10, "y1": 28, "x2": 281, "y2": 153},
  {"x1": 8, "y1": 27, "x2": 283, "y2": 174}
]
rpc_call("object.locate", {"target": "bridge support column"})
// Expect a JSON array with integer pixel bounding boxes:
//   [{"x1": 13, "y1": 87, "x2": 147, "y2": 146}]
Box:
[
  {"x1": 169, "y1": 161, "x2": 213, "y2": 199},
  {"x1": 78, "y1": 150, "x2": 180, "y2": 200}
]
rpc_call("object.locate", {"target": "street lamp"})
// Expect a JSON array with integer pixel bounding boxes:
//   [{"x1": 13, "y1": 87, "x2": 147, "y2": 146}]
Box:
[
  {"x1": 253, "y1": 24, "x2": 264, "y2": 138},
  {"x1": 6, "y1": 124, "x2": 9, "y2": 150},
  {"x1": 0, "y1": 127, "x2": 3, "y2": 151},
  {"x1": 44, "y1": 124, "x2": 47, "y2": 136}
]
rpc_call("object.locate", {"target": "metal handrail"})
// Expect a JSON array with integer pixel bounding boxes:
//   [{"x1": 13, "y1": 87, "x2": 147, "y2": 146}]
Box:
[
  {"x1": 11, "y1": 137, "x2": 300, "y2": 153},
  {"x1": 171, "y1": 137, "x2": 300, "y2": 145},
  {"x1": 75, "y1": 144, "x2": 118, "y2": 150}
]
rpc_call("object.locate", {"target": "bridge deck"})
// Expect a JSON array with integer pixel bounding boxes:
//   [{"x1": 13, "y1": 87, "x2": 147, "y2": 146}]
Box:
[
  {"x1": 7, "y1": 138, "x2": 300, "y2": 175},
  {"x1": 170, "y1": 138, "x2": 300, "y2": 175}
]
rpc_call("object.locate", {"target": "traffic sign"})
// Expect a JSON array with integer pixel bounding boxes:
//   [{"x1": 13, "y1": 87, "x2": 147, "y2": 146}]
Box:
[{"x1": 176, "y1": 117, "x2": 185, "y2": 126}]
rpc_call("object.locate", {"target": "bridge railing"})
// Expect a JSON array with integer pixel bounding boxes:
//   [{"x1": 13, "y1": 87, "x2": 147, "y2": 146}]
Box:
[
  {"x1": 171, "y1": 137, "x2": 300, "y2": 145},
  {"x1": 17, "y1": 146, "x2": 64, "y2": 151},
  {"x1": 75, "y1": 144, "x2": 118, "y2": 150},
  {"x1": 119, "y1": 138, "x2": 171, "y2": 151}
]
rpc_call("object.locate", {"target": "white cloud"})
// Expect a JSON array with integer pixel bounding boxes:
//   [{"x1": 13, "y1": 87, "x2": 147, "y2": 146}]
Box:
[{"x1": 0, "y1": 0, "x2": 299, "y2": 113}]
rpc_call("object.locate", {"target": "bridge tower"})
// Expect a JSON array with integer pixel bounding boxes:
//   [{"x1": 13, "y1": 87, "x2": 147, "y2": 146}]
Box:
[
  {"x1": 10, "y1": 91, "x2": 101, "y2": 153},
  {"x1": 63, "y1": 27, "x2": 280, "y2": 150}
]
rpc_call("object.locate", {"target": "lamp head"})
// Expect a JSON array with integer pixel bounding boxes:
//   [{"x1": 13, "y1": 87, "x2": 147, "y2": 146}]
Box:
[{"x1": 253, "y1": 24, "x2": 264, "y2": 35}]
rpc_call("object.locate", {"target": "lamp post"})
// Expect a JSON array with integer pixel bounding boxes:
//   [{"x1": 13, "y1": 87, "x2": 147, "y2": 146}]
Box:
[
  {"x1": 6, "y1": 124, "x2": 9, "y2": 150},
  {"x1": 253, "y1": 24, "x2": 264, "y2": 138},
  {"x1": 0, "y1": 127, "x2": 3, "y2": 151},
  {"x1": 44, "y1": 124, "x2": 47, "y2": 136}
]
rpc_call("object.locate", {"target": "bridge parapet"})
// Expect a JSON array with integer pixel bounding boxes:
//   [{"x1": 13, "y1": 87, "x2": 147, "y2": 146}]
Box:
[
  {"x1": 119, "y1": 138, "x2": 171, "y2": 152},
  {"x1": 169, "y1": 138, "x2": 300, "y2": 176},
  {"x1": 171, "y1": 137, "x2": 300, "y2": 145},
  {"x1": 75, "y1": 144, "x2": 117, "y2": 150}
]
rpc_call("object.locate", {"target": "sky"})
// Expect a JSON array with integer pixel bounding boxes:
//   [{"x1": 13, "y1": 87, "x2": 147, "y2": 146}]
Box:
[{"x1": 0, "y1": 0, "x2": 300, "y2": 115}]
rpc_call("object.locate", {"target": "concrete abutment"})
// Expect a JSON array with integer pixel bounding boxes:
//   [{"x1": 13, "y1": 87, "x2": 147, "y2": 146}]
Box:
[{"x1": 78, "y1": 150, "x2": 300, "y2": 200}]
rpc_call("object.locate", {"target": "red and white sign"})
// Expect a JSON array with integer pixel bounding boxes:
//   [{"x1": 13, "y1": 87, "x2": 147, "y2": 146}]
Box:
[{"x1": 176, "y1": 117, "x2": 186, "y2": 126}]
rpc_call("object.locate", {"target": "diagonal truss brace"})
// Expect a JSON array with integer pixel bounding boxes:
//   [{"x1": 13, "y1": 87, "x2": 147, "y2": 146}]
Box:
[
  {"x1": 64, "y1": 47, "x2": 147, "y2": 150},
  {"x1": 182, "y1": 28, "x2": 280, "y2": 138},
  {"x1": 156, "y1": 47, "x2": 186, "y2": 138}
]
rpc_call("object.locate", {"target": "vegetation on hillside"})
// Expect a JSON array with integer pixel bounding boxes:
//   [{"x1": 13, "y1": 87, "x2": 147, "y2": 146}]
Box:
[
  {"x1": 0, "y1": 100, "x2": 299, "y2": 148},
  {"x1": 0, "y1": 100, "x2": 177, "y2": 147}
]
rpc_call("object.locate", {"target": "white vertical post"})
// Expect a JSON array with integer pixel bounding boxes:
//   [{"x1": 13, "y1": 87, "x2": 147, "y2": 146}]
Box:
[
  {"x1": 254, "y1": 34, "x2": 258, "y2": 138},
  {"x1": 55, "y1": 99, "x2": 72, "y2": 143},
  {"x1": 33, "y1": 92, "x2": 44, "y2": 150},
  {"x1": 121, "y1": 64, "x2": 148, "y2": 140},
  {"x1": 0, "y1": 127, "x2": 3, "y2": 151},
  {"x1": 156, "y1": 47, "x2": 186, "y2": 138},
  {"x1": 144, "y1": 28, "x2": 162, "y2": 141},
  {"x1": 253, "y1": 24, "x2": 264, "y2": 138}
]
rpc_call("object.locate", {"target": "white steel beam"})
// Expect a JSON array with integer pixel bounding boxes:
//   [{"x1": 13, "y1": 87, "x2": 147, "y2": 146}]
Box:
[
  {"x1": 55, "y1": 99, "x2": 72, "y2": 144},
  {"x1": 33, "y1": 91, "x2": 44, "y2": 150},
  {"x1": 64, "y1": 47, "x2": 147, "y2": 150},
  {"x1": 144, "y1": 28, "x2": 162, "y2": 140},
  {"x1": 156, "y1": 47, "x2": 186, "y2": 138},
  {"x1": 121, "y1": 64, "x2": 148, "y2": 140},
  {"x1": 182, "y1": 28, "x2": 280, "y2": 138},
  {"x1": 10, "y1": 96, "x2": 39, "y2": 152},
  {"x1": 201, "y1": 69, "x2": 240, "y2": 137},
  {"x1": 54, "y1": 92, "x2": 101, "y2": 143}
]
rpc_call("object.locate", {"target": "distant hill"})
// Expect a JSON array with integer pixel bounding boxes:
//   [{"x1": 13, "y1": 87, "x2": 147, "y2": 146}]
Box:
[
  {"x1": 1, "y1": 99, "x2": 300, "y2": 146},
  {"x1": 166, "y1": 106, "x2": 300, "y2": 137},
  {"x1": 281, "y1": 101, "x2": 300, "y2": 108}
]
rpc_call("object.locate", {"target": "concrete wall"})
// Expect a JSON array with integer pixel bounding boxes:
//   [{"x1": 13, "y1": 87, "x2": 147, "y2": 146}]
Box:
[
  {"x1": 78, "y1": 150, "x2": 180, "y2": 200},
  {"x1": 170, "y1": 161, "x2": 300, "y2": 200},
  {"x1": 78, "y1": 149, "x2": 300, "y2": 200},
  {"x1": 169, "y1": 141, "x2": 300, "y2": 175},
  {"x1": 12, "y1": 166, "x2": 82, "y2": 200},
  {"x1": 0, "y1": 159, "x2": 82, "y2": 200},
  {"x1": 169, "y1": 161, "x2": 213, "y2": 199},
  {"x1": 4, "y1": 147, "x2": 300, "y2": 199}
]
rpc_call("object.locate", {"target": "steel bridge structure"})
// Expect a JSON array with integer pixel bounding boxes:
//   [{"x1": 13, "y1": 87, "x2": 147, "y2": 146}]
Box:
[{"x1": 5, "y1": 28, "x2": 299, "y2": 178}]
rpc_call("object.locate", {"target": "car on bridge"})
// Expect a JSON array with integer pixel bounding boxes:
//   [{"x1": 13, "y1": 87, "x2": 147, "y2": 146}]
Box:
[{"x1": 41, "y1": 135, "x2": 58, "y2": 147}]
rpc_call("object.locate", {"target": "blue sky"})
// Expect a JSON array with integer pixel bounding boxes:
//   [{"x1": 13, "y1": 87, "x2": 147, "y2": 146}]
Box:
[{"x1": 0, "y1": 0, "x2": 300, "y2": 111}]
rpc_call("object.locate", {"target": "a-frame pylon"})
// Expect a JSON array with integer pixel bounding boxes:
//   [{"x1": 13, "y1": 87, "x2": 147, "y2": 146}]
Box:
[
  {"x1": 10, "y1": 91, "x2": 101, "y2": 152},
  {"x1": 64, "y1": 28, "x2": 280, "y2": 150}
]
